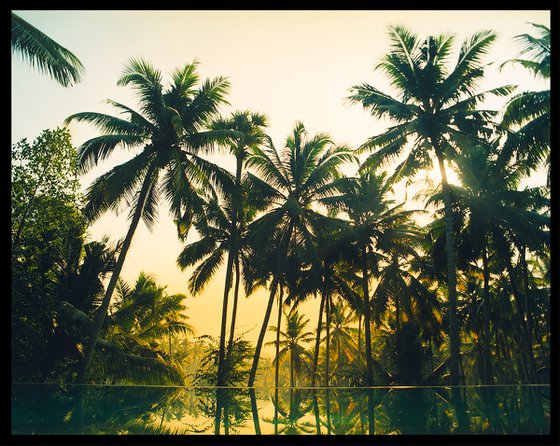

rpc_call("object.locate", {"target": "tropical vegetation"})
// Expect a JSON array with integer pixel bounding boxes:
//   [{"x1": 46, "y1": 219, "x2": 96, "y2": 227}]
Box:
[{"x1": 11, "y1": 21, "x2": 551, "y2": 436}]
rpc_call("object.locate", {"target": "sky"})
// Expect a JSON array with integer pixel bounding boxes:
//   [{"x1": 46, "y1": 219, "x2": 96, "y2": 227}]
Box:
[{"x1": 11, "y1": 10, "x2": 550, "y2": 355}]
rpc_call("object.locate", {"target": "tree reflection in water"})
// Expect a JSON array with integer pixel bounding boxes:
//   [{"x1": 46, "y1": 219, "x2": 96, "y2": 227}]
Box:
[{"x1": 11, "y1": 384, "x2": 550, "y2": 435}]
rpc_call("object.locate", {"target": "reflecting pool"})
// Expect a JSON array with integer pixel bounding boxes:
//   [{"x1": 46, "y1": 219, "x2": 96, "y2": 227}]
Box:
[{"x1": 11, "y1": 384, "x2": 550, "y2": 435}]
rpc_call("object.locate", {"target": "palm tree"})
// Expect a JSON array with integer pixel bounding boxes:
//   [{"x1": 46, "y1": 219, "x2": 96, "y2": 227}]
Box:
[
  {"x1": 267, "y1": 308, "x2": 314, "y2": 388},
  {"x1": 428, "y1": 141, "x2": 549, "y2": 383},
  {"x1": 65, "y1": 58, "x2": 230, "y2": 383},
  {"x1": 348, "y1": 25, "x2": 515, "y2": 385},
  {"x1": 11, "y1": 12, "x2": 85, "y2": 86},
  {"x1": 41, "y1": 236, "x2": 118, "y2": 382},
  {"x1": 208, "y1": 111, "x2": 269, "y2": 387},
  {"x1": 284, "y1": 230, "x2": 362, "y2": 388},
  {"x1": 59, "y1": 272, "x2": 191, "y2": 385},
  {"x1": 177, "y1": 187, "x2": 250, "y2": 296},
  {"x1": 265, "y1": 389, "x2": 315, "y2": 434},
  {"x1": 95, "y1": 272, "x2": 192, "y2": 384},
  {"x1": 500, "y1": 23, "x2": 550, "y2": 187},
  {"x1": 176, "y1": 180, "x2": 263, "y2": 378},
  {"x1": 325, "y1": 298, "x2": 359, "y2": 382},
  {"x1": 321, "y1": 167, "x2": 420, "y2": 390},
  {"x1": 244, "y1": 122, "x2": 355, "y2": 386}
]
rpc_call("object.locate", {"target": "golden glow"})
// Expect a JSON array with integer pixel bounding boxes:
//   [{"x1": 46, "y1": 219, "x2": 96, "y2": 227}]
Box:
[{"x1": 12, "y1": 10, "x2": 550, "y2": 353}]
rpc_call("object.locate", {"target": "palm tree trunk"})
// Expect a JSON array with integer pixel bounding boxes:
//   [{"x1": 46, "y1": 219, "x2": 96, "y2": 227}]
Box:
[
  {"x1": 326, "y1": 387, "x2": 331, "y2": 435},
  {"x1": 366, "y1": 387, "x2": 375, "y2": 436},
  {"x1": 313, "y1": 389, "x2": 321, "y2": 434},
  {"x1": 226, "y1": 257, "x2": 241, "y2": 359},
  {"x1": 274, "y1": 385, "x2": 279, "y2": 435},
  {"x1": 395, "y1": 292, "x2": 400, "y2": 332},
  {"x1": 434, "y1": 150, "x2": 461, "y2": 387},
  {"x1": 361, "y1": 246, "x2": 374, "y2": 388},
  {"x1": 337, "y1": 338, "x2": 343, "y2": 384},
  {"x1": 501, "y1": 330, "x2": 515, "y2": 383},
  {"x1": 168, "y1": 330, "x2": 172, "y2": 358},
  {"x1": 311, "y1": 291, "x2": 326, "y2": 387},
  {"x1": 224, "y1": 401, "x2": 229, "y2": 435},
  {"x1": 217, "y1": 157, "x2": 243, "y2": 387},
  {"x1": 357, "y1": 314, "x2": 362, "y2": 365},
  {"x1": 249, "y1": 388, "x2": 261, "y2": 434},
  {"x1": 248, "y1": 221, "x2": 293, "y2": 387},
  {"x1": 325, "y1": 293, "x2": 331, "y2": 388},
  {"x1": 248, "y1": 277, "x2": 279, "y2": 387},
  {"x1": 361, "y1": 245, "x2": 375, "y2": 435},
  {"x1": 519, "y1": 244, "x2": 537, "y2": 376},
  {"x1": 216, "y1": 240, "x2": 236, "y2": 387},
  {"x1": 481, "y1": 243, "x2": 494, "y2": 384},
  {"x1": 215, "y1": 388, "x2": 222, "y2": 435},
  {"x1": 275, "y1": 285, "x2": 283, "y2": 390},
  {"x1": 76, "y1": 164, "x2": 155, "y2": 384},
  {"x1": 504, "y1": 259, "x2": 536, "y2": 382},
  {"x1": 291, "y1": 347, "x2": 295, "y2": 389}
]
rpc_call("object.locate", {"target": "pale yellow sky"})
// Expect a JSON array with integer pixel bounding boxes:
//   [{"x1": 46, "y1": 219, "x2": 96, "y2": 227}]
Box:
[{"x1": 11, "y1": 10, "x2": 550, "y2": 354}]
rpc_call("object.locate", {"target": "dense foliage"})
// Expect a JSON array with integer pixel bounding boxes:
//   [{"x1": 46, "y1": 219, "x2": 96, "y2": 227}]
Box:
[{"x1": 12, "y1": 23, "x2": 550, "y2": 436}]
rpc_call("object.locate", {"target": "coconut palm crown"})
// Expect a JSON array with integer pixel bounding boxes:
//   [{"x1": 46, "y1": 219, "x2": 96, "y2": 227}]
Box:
[{"x1": 348, "y1": 25, "x2": 515, "y2": 386}]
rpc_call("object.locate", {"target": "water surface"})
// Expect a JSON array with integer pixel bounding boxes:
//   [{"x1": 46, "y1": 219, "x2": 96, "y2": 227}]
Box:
[{"x1": 11, "y1": 383, "x2": 550, "y2": 435}]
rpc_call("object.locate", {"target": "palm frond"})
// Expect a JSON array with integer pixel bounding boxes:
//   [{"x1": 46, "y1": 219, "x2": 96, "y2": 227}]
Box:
[
  {"x1": 177, "y1": 236, "x2": 218, "y2": 270},
  {"x1": 74, "y1": 134, "x2": 147, "y2": 173},
  {"x1": 348, "y1": 83, "x2": 419, "y2": 121},
  {"x1": 82, "y1": 150, "x2": 154, "y2": 222},
  {"x1": 188, "y1": 248, "x2": 225, "y2": 295},
  {"x1": 11, "y1": 12, "x2": 85, "y2": 86}
]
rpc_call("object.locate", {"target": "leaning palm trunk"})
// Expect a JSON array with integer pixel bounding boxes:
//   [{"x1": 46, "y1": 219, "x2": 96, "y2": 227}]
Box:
[
  {"x1": 481, "y1": 243, "x2": 494, "y2": 384},
  {"x1": 311, "y1": 291, "x2": 326, "y2": 387},
  {"x1": 218, "y1": 157, "x2": 243, "y2": 387},
  {"x1": 361, "y1": 246, "x2": 374, "y2": 389},
  {"x1": 248, "y1": 278, "x2": 279, "y2": 387},
  {"x1": 226, "y1": 258, "x2": 241, "y2": 359},
  {"x1": 248, "y1": 222, "x2": 293, "y2": 387},
  {"x1": 275, "y1": 286, "x2": 283, "y2": 390},
  {"x1": 216, "y1": 245, "x2": 235, "y2": 387},
  {"x1": 325, "y1": 293, "x2": 331, "y2": 387},
  {"x1": 505, "y1": 253, "x2": 537, "y2": 382},
  {"x1": 434, "y1": 150, "x2": 461, "y2": 387},
  {"x1": 249, "y1": 388, "x2": 261, "y2": 434},
  {"x1": 76, "y1": 165, "x2": 155, "y2": 383}
]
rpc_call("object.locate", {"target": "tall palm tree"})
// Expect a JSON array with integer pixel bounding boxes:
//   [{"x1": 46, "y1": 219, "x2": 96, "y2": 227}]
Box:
[
  {"x1": 208, "y1": 111, "x2": 269, "y2": 387},
  {"x1": 324, "y1": 298, "x2": 358, "y2": 382},
  {"x1": 11, "y1": 12, "x2": 85, "y2": 87},
  {"x1": 321, "y1": 167, "x2": 420, "y2": 390},
  {"x1": 267, "y1": 308, "x2": 314, "y2": 388},
  {"x1": 428, "y1": 141, "x2": 549, "y2": 383},
  {"x1": 348, "y1": 25, "x2": 515, "y2": 385},
  {"x1": 65, "y1": 58, "x2": 230, "y2": 383},
  {"x1": 176, "y1": 180, "x2": 262, "y2": 375},
  {"x1": 284, "y1": 231, "x2": 362, "y2": 388},
  {"x1": 244, "y1": 122, "x2": 355, "y2": 386},
  {"x1": 500, "y1": 23, "x2": 550, "y2": 187}
]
